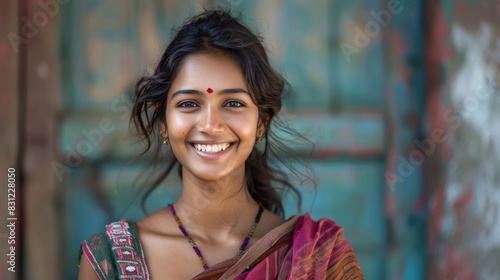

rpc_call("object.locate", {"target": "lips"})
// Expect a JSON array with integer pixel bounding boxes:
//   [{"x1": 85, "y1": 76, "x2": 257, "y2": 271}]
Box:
[{"x1": 188, "y1": 141, "x2": 235, "y2": 159}]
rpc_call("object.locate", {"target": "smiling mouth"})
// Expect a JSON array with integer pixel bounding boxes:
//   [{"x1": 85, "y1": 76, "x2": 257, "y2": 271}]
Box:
[{"x1": 192, "y1": 143, "x2": 232, "y2": 153}]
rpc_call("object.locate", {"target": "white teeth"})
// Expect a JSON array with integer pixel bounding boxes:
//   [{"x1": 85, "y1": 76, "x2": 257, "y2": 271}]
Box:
[{"x1": 193, "y1": 143, "x2": 231, "y2": 153}]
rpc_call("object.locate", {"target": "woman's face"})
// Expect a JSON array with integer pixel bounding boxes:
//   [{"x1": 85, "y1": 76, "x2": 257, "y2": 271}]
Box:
[{"x1": 165, "y1": 52, "x2": 261, "y2": 182}]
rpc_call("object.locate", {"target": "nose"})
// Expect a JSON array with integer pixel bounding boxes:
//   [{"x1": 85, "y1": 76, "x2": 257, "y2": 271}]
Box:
[{"x1": 196, "y1": 105, "x2": 225, "y2": 135}]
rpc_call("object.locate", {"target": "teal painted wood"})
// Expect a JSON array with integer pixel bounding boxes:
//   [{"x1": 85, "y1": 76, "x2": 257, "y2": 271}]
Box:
[
  {"x1": 276, "y1": 113, "x2": 385, "y2": 157},
  {"x1": 277, "y1": 0, "x2": 332, "y2": 112},
  {"x1": 57, "y1": 111, "x2": 140, "y2": 162},
  {"x1": 381, "y1": 0, "x2": 426, "y2": 279},
  {"x1": 332, "y1": 0, "x2": 388, "y2": 110}
]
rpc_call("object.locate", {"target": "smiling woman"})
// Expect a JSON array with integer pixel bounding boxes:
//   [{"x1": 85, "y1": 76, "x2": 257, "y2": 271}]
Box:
[{"x1": 77, "y1": 9, "x2": 364, "y2": 280}]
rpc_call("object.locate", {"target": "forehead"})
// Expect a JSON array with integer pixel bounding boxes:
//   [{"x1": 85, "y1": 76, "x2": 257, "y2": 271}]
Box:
[{"x1": 169, "y1": 52, "x2": 247, "y2": 93}]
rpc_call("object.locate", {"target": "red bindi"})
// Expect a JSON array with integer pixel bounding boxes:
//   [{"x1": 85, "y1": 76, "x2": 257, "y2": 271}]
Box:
[{"x1": 206, "y1": 88, "x2": 213, "y2": 94}]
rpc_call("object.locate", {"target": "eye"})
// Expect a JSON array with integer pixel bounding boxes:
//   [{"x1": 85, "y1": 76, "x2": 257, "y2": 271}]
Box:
[
  {"x1": 177, "y1": 101, "x2": 198, "y2": 108},
  {"x1": 225, "y1": 100, "x2": 245, "y2": 108}
]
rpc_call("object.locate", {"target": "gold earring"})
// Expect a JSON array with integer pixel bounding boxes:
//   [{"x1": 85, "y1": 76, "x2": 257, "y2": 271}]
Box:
[{"x1": 160, "y1": 130, "x2": 169, "y2": 145}]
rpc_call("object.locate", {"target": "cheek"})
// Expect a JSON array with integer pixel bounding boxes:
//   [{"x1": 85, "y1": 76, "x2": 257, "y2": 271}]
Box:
[
  {"x1": 167, "y1": 113, "x2": 192, "y2": 139},
  {"x1": 227, "y1": 115, "x2": 258, "y2": 140}
]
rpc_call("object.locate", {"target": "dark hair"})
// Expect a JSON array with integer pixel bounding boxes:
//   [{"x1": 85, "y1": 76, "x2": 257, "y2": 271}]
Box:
[{"x1": 131, "y1": 9, "x2": 310, "y2": 217}]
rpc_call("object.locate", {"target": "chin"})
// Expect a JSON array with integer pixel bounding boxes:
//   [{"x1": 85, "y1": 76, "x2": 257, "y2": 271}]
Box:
[{"x1": 188, "y1": 167, "x2": 233, "y2": 182}]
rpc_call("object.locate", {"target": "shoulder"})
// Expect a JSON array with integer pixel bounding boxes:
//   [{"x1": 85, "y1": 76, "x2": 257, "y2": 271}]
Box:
[
  {"x1": 133, "y1": 207, "x2": 182, "y2": 245},
  {"x1": 79, "y1": 220, "x2": 149, "y2": 280},
  {"x1": 291, "y1": 213, "x2": 364, "y2": 278},
  {"x1": 292, "y1": 213, "x2": 350, "y2": 253},
  {"x1": 293, "y1": 213, "x2": 360, "y2": 252},
  {"x1": 294, "y1": 213, "x2": 345, "y2": 239}
]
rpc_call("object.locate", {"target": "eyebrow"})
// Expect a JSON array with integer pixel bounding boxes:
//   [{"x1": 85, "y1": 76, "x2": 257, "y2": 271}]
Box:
[{"x1": 171, "y1": 88, "x2": 250, "y2": 98}]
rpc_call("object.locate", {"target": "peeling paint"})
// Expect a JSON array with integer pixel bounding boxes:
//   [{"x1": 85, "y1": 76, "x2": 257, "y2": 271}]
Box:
[{"x1": 427, "y1": 4, "x2": 500, "y2": 279}]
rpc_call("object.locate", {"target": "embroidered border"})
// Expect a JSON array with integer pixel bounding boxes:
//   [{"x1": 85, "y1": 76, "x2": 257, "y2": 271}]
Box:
[{"x1": 106, "y1": 220, "x2": 148, "y2": 280}]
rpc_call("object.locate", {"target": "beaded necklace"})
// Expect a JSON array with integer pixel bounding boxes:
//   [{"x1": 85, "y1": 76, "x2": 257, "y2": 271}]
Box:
[{"x1": 168, "y1": 203, "x2": 264, "y2": 270}]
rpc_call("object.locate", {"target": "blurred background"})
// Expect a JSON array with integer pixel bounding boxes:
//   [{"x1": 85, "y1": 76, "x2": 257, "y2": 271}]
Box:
[{"x1": 1, "y1": 0, "x2": 500, "y2": 279}]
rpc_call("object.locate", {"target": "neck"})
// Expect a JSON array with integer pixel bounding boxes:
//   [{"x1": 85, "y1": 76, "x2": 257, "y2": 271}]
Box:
[{"x1": 172, "y1": 167, "x2": 259, "y2": 239}]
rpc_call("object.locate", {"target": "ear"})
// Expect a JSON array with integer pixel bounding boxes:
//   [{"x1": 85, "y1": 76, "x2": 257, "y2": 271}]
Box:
[
  {"x1": 159, "y1": 121, "x2": 166, "y2": 133},
  {"x1": 257, "y1": 116, "x2": 268, "y2": 136}
]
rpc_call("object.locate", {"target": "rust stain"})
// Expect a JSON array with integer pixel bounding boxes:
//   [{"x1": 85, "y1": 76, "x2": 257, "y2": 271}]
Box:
[
  {"x1": 452, "y1": 188, "x2": 474, "y2": 210},
  {"x1": 442, "y1": 248, "x2": 477, "y2": 280}
]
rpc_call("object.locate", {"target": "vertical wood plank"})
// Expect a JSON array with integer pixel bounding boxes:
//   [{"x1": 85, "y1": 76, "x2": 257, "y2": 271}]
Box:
[
  {"x1": 382, "y1": 0, "x2": 426, "y2": 279},
  {"x1": 23, "y1": 0, "x2": 62, "y2": 279},
  {"x1": 0, "y1": 1, "x2": 19, "y2": 280}
]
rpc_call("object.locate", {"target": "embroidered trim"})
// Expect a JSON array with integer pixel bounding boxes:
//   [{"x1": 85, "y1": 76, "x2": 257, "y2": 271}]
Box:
[{"x1": 105, "y1": 220, "x2": 148, "y2": 279}]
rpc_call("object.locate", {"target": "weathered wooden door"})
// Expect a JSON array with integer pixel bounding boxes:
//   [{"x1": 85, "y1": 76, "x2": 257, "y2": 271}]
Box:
[{"x1": 60, "y1": 1, "x2": 425, "y2": 279}]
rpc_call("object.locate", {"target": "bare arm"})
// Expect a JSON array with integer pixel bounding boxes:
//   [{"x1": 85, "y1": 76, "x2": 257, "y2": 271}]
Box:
[{"x1": 77, "y1": 254, "x2": 100, "y2": 280}]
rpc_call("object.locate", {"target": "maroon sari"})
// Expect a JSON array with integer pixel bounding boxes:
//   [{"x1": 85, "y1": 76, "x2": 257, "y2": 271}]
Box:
[{"x1": 193, "y1": 213, "x2": 364, "y2": 279}]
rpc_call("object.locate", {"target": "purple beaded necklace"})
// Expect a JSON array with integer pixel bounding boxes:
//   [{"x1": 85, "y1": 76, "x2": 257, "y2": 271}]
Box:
[{"x1": 168, "y1": 203, "x2": 264, "y2": 270}]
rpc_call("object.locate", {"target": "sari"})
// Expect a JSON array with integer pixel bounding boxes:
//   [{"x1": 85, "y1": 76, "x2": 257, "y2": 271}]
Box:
[{"x1": 79, "y1": 213, "x2": 364, "y2": 279}]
